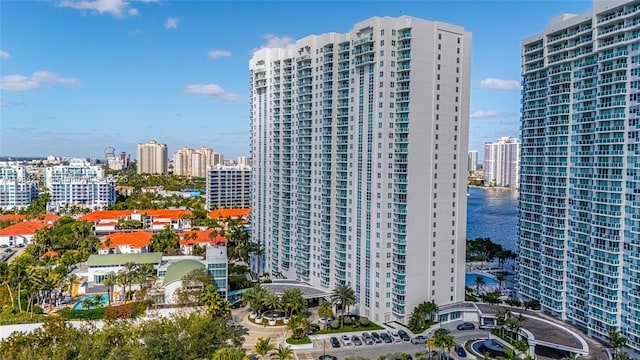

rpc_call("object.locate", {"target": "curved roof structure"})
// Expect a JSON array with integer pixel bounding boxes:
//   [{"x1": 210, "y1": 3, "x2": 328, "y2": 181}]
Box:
[{"x1": 162, "y1": 259, "x2": 205, "y2": 286}]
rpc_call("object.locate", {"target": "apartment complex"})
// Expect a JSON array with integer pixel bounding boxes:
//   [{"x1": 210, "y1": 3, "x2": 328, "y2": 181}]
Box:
[
  {"x1": 467, "y1": 150, "x2": 478, "y2": 172},
  {"x1": 205, "y1": 164, "x2": 251, "y2": 210},
  {"x1": 483, "y1": 137, "x2": 521, "y2": 188},
  {"x1": 250, "y1": 16, "x2": 471, "y2": 323},
  {"x1": 137, "y1": 140, "x2": 168, "y2": 175},
  {"x1": 173, "y1": 146, "x2": 224, "y2": 177},
  {"x1": 45, "y1": 159, "x2": 116, "y2": 212},
  {"x1": 0, "y1": 164, "x2": 39, "y2": 210},
  {"x1": 518, "y1": 0, "x2": 640, "y2": 353}
]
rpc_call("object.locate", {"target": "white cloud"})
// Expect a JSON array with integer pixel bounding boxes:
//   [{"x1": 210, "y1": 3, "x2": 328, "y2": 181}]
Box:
[
  {"x1": 253, "y1": 34, "x2": 296, "y2": 53},
  {"x1": 470, "y1": 110, "x2": 503, "y2": 119},
  {"x1": 208, "y1": 49, "x2": 232, "y2": 59},
  {"x1": 1, "y1": 71, "x2": 79, "y2": 92},
  {"x1": 164, "y1": 17, "x2": 179, "y2": 29},
  {"x1": 182, "y1": 84, "x2": 242, "y2": 101},
  {"x1": 57, "y1": 0, "x2": 138, "y2": 17},
  {"x1": 479, "y1": 78, "x2": 522, "y2": 90},
  {"x1": 0, "y1": 50, "x2": 9, "y2": 60}
]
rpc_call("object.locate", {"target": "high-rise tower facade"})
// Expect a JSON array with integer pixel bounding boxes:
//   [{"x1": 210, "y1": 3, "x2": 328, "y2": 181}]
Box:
[
  {"x1": 468, "y1": 150, "x2": 478, "y2": 172},
  {"x1": 483, "y1": 137, "x2": 520, "y2": 188},
  {"x1": 250, "y1": 16, "x2": 471, "y2": 323},
  {"x1": 137, "y1": 140, "x2": 168, "y2": 175},
  {"x1": 518, "y1": 0, "x2": 640, "y2": 353}
]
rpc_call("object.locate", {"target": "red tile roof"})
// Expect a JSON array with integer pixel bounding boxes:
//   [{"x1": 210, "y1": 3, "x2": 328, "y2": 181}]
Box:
[
  {"x1": 208, "y1": 208, "x2": 250, "y2": 219},
  {"x1": 79, "y1": 209, "x2": 192, "y2": 222},
  {"x1": 102, "y1": 231, "x2": 153, "y2": 249},
  {"x1": 0, "y1": 221, "x2": 49, "y2": 236},
  {"x1": 0, "y1": 214, "x2": 26, "y2": 222},
  {"x1": 43, "y1": 250, "x2": 58, "y2": 257},
  {"x1": 179, "y1": 229, "x2": 227, "y2": 246}
]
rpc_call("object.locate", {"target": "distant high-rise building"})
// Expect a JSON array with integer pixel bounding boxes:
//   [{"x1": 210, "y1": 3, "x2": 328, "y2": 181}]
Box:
[
  {"x1": 467, "y1": 150, "x2": 478, "y2": 172},
  {"x1": 237, "y1": 156, "x2": 251, "y2": 167},
  {"x1": 0, "y1": 163, "x2": 39, "y2": 210},
  {"x1": 205, "y1": 164, "x2": 251, "y2": 210},
  {"x1": 105, "y1": 147, "x2": 129, "y2": 170},
  {"x1": 483, "y1": 137, "x2": 520, "y2": 188},
  {"x1": 118, "y1": 152, "x2": 130, "y2": 169},
  {"x1": 518, "y1": 0, "x2": 640, "y2": 354},
  {"x1": 173, "y1": 146, "x2": 224, "y2": 177},
  {"x1": 137, "y1": 140, "x2": 168, "y2": 175},
  {"x1": 45, "y1": 159, "x2": 115, "y2": 212},
  {"x1": 250, "y1": 16, "x2": 471, "y2": 323}
]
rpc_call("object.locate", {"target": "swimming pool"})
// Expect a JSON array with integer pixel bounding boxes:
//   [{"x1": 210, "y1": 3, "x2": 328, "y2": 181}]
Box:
[
  {"x1": 465, "y1": 273, "x2": 498, "y2": 287},
  {"x1": 72, "y1": 294, "x2": 108, "y2": 310}
]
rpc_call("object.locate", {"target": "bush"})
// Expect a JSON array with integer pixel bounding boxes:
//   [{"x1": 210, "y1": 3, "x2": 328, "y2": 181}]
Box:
[
  {"x1": 359, "y1": 317, "x2": 369, "y2": 326},
  {"x1": 343, "y1": 317, "x2": 352, "y2": 325},
  {"x1": 286, "y1": 336, "x2": 311, "y2": 345},
  {"x1": 330, "y1": 321, "x2": 340, "y2": 329},
  {"x1": 58, "y1": 308, "x2": 106, "y2": 320}
]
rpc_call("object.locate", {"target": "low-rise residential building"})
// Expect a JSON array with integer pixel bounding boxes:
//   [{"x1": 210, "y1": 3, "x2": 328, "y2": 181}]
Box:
[
  {"x1": 179, "y1": 228, "x2": 227, "y2": 255},
  {"x1": 99, "y1": 231, "x2": 153, "y2": 255},
  {"x1": 79, "y1": 209, "x2": 192, "y2": 234},
  {"x1": 86, "y1": 252, "x2": 163, "y2": 284},
  {"x1": 208, "y1": 208, "x2": 251, "y2": 222},
  {"x1": 45, "y1": 159, "x2": 116, "y2": 212},
  {"x1": 0, "y1": 220, "x2": 52, "y2": 246},
  {"x1": 0, "y1": 163, "x2": 39, "y2": 211}
]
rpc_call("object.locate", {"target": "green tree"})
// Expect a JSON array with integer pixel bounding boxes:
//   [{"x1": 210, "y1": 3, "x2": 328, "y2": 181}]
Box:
[
  {"x1": 280, "y1": 288, "x2": 307, "y2": 318},
  {"x1": 201, "y1": 284, "x2": 232, "y2": 319},
  {"x1": 317, "y1": 300, "x2": 334, "y2": 325},
  {"x1": 212, "y1": 347, "x2": 249, "y2": 360},
  {"x1": 243, "y1": 284, "x2": 269, "y2": 316},
  {"x1": 287, "y1": 314, "x2": 312, "y2": 340},
  {"x1": 118, "y1": 262, "x2": 138, "y2": 301},
  {"x1": 175, "y1": 268, "x2": 213, "y2": 307},
  {"x1": 150, "y1": 225, "x2": 180, "y2": 255},
  {"x1": 474, "y1": 275, "x2": 486, "y2": 295},
  {"x1": 254, "y1": 337, "x2": 275, "y2": 360},
  {"x1": 270, "y1": 345, "x2": 295, "y2": 360},
  {"x1": 102, "y1": 272, "x2": 117, "y2": 306},
  {"x1": 609, "y1": 330, "x2": 627, "y2": 359},
  {"x1": 495, "y1": 272, "x2": 507, "y2": 290},
  {"x1": 331, "y1": 283, "x2": 356, "y2": 326}
]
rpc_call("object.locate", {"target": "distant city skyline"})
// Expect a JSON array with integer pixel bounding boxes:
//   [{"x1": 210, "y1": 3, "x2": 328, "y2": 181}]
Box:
[{"x1": 0, "y1": 1, "x2": 591, "y2": 159}]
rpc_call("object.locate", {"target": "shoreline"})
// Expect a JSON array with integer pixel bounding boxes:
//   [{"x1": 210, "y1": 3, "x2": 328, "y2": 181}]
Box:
[{"x1": 468, "y1": 185, "x2": 518, "y2": 192}]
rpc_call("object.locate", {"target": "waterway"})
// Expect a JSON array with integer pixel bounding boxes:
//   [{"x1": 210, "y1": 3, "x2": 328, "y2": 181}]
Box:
[{"x1": 466, "y1": 186, "x2": 519, "y2": 251}]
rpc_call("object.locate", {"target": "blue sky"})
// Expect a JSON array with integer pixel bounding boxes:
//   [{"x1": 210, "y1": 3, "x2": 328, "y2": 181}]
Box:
[{"x1": 0, "y1": 0, "x2": 592, "y2": 160}]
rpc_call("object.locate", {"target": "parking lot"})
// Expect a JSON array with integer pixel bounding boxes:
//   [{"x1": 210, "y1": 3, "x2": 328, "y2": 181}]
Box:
[
  {"x1": 297, "y1": 326, "x2": 489, "y2": 360},
  {"x1": 0, "y1": 244, "x2": 25, "y2": 263}
]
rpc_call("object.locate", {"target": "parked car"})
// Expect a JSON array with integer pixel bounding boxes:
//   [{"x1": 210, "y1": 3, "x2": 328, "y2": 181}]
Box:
[
  {"x1": 16, "y1": 243, "x2": 25, "y2": 248},
  {"x1": 397, "y1": 329, "x2": 411, "y2": 341},
  {"x1": 411, "y1": 335, "x2": 428, "y2": 344},
  {"x1": 371, "y1": 331, "x2": 382, "y2": 343},
  {"x1": 440, "y1": 355, "x2": 454, "y2": 360},
  {"x1": 390, "y1": 331, "x2": 402, "y2": 342},
  {"x1": 341, "y1": 334, "x2": 351, "y2": 346},
  {"x1": 380, "y1": 332, "x2": 393, "y2": 343},
  {"x1": 457, "y1": 322, "x2": 476, "y2": 330},
  {"x1": 0, "y1": 244, "x2": 7, "y2": 248},
  {"x1": 362, "y1": 334, "x2": 374, "y2": 345},
  {"x1": 330, "y1": 336, "x2": 340, "y2": 348},
  {"x1": 319, "y1": 356, "x2": 338, "y2": 360},
  {"x1": 231, "y1": 301, "x2": 243, "y2": 309},
  {"x1": 456, "y1": 346, "x2": 467, "y2": 357},
  {"x1": 351, "y1": 335, "x2": 362, "y2": 346}
]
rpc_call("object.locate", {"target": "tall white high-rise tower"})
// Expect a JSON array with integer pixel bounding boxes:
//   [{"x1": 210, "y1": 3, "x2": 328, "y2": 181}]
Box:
[{"x1": 250, "y1": 16, "x2": 471, "y2": 323}]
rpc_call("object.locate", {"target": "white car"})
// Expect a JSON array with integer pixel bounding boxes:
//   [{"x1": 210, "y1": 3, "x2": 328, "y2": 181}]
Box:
[
  {"x1": 391, "y1": 331, "x2": 402, "y2": 342},
  {"x1": 341, "y1": 334, "x2": 351, "y2": 346}
]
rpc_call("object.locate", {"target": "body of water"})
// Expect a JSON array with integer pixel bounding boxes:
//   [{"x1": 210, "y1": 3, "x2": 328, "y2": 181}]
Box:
[{"x1": 466, "y1": 187, "x2": 519, "y2": 251}]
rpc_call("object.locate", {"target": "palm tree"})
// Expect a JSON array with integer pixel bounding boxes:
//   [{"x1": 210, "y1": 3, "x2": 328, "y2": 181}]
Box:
[
  {"x1": 270, "y1": 345, "x2": 294, "y2": 360},
  {"x1": 0, "y1": 262, "x2": 14, "y2": 309},
  {"x1": 102, "y1": 272, "x2": 118, "y2": 306},
  {"x1": 495, "y1": 272, "x2": 507, "y2": 290},
  {"x1": 609, "y1": 330, "x2": 627, "y2": 359},
  {"x1": 119, "y1": 262, "x2": 138, "y2": 301},
  {"x1": 201, "y1": 284, "x2": 232, "y2": 319},
  {"x1": 474, "y1": 275, "x2": 486, "y2": 295},
  {"x1": 434, "y1": 332, "x2": 455, "y2": 358},
  {"x1": 331, "y1": 283, "x2": 356, "y2": 326},
  {"x1": 253, "y1": 337, "x2": 274, "y2": 360},
  {"x1": 287, "y1": 314, "x2": 312, "y2": 340},
  {"x1": 280, "y1": 289, "x2": 306, "y2": 318},
  {"x1": 317, "y1": 301, "x2": 334, "y2": 327},
  {"x1": 263, "y1": 292, "x2": 281, "y2": 313}
]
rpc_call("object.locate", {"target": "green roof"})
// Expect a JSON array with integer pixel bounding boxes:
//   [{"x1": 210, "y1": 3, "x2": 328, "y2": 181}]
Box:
[
  {"x1": 87, "y1": 252, "x2": 163, "y2": 267},
  {"x1": 162, "y1": 259, "x2": 205, "y2": 286}
]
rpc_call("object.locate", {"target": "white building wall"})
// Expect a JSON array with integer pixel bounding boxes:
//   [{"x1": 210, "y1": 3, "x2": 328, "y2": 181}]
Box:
[
  {"x1": 45, "y1": 162, "x2": 115, "y2": 212},
  {"x1": 250, "y1": 16, "x2": 470, "y2": 323}
]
